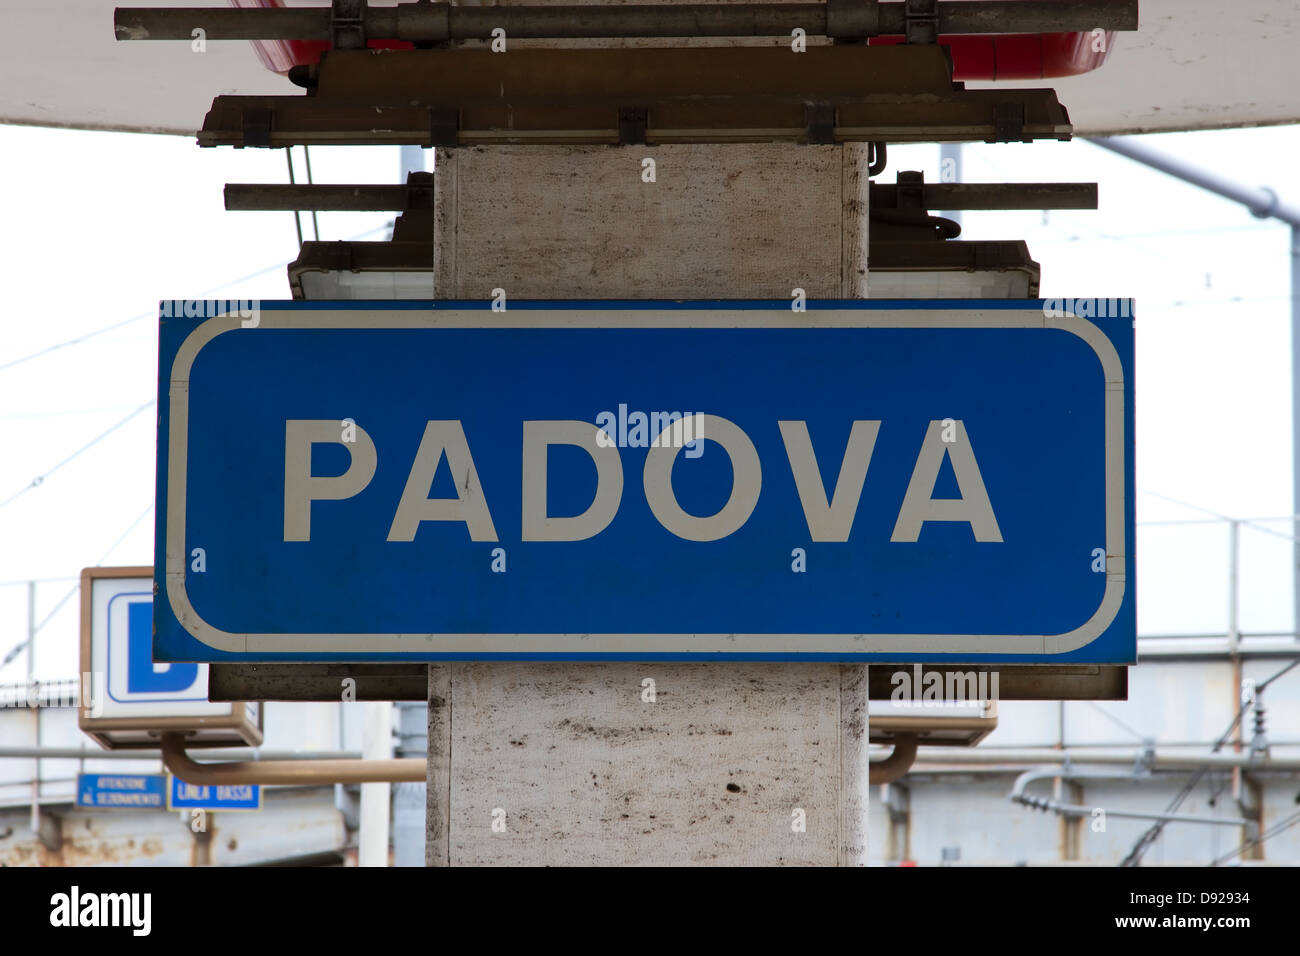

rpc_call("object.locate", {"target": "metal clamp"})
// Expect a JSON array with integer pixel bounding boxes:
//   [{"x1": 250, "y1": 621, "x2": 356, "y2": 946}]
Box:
[
  {"x1": 240, "y1": 107, "x2": 273, "y2": 148},
  {"x1": 332, "y1": 0, "x2": 367, "y2": 51},
  {"x1": 826, "y1": 0, "x2": 880, "y2": 41},
  {"x1": 903, "y1": 0, "x2": 938, "y2": 44},
  {"x1": 868, "y1": 141, "x2": 888, "y2": 177},
  {"x1": 804, "y1": 103, "x2": 836, "y2": 145},
  {"x1": 618, "y1": 107, "x2": 649, "y2": 146},
  {"x1": 428, "y1": 107, "x2": 460, "y2": 147},
  {"x1": 991, "y1": 102, "x2": 1027, "y2": 143},
  {"x1": 895, "y1": 169, "x2": 925, "y2": 208}
]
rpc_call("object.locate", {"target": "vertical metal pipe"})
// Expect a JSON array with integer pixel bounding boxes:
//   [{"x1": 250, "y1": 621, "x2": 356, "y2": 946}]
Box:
[
  {"x1": 28, "y1": 581, "x2": 38, "y2": 834},
  {"x1": 303, "y1": 146, "x2": 321, "y2": 242},
  {"x1": 939, "y1": 142, "x2": 963, "y2": 229},
  {"x1": 286, "y1": 149, "x2": 304, "y2": 249},
  {"x1": 1229, "y1": 519, "x2": 1241, "y2": 653},
  {"x1": 1293, "y1": 225, "x2": 1300, "y2": 644}
]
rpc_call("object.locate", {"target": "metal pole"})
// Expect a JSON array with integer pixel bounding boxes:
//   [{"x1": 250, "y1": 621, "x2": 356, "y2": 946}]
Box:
[
  {"x1": 115, "y1": 1, "x2": 1140, "y2": 42},
  {"x1": 1090, "y1": 137, "x2": 1300, "y2": 647},
  {"x1": 159, "y1": 734, "x2": 421, "y2": 784},
  {"x1": 27, "y1": 581, "x2": 40, "y2": 834},
  {"x1": 938, "y1": 142, "x2": 963, "y2": 229},
  {"x1": 1293, "y1": 225, "x2": 1300, "y2": 644},
  {"x1": 1228, "y1": 519, "x2": 1240, "y2": 654}
]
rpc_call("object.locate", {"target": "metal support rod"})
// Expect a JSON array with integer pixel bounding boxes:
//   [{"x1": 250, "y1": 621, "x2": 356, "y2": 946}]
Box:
[
  {"x1": 938, "y1": 142, "x2": 963, "y2": 226},
  {"x1": 1091, "y1": 138, "x2": 1300, "y2": 224},
  {"x1": 27, "y1": 581, "x2": 38, "y2": 835},
  {"x1": 303, "y1": 146, "x2": 320, "y2": 242},
  {"x1": 115, "y1": 1, "x2": 1139, "y2": 42},
  {"x1": 285, "y1": 149, "x2": 303, "y2": 249},
  {"x1": 161, "y1": 734, "x2": 425, "y2": 785},
  {"x1": 0, "y1": 746, "x2": 363, "y2": 760},
  {"x1": 225, "y1": 183, "x2": 428, "y2": 211},
  {"x1": 1090, "y1": 137, "x2": 1300, "y2": 649},
  {"x1": 871, "y1": 181, "x2": 1097, "y2": 210},
  {"x1": 1228, "y1": 519, "x2": 1241, "y2": 654},
  {"x1": 1294, "y1": 224, "x2": 1300, "y2": 645},
  {"x1": 1011, "y1": 767, "x2": 1250, "y2": 827},
  {"x1": 913, "y1": 746, "x2": 1300, "y2": 770},
  {"x1": 869, "y1": 733, "x2": 919, "y2": 785},
  {"x1": 236, "y1": 179, "x2": 1090, "y2": 213}
]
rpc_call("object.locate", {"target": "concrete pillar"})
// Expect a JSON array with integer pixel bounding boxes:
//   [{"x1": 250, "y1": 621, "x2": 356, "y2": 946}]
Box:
[{"x1": 427, "y1": 30, "x2": 873, "y2": 867}]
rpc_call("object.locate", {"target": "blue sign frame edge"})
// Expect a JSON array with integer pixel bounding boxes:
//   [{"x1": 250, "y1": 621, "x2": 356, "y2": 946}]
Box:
[{"x1": 154, "y1": 298, "x2": 1136, "y2": 664}]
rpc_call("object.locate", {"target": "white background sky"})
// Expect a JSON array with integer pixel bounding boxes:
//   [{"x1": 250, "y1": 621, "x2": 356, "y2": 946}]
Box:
[{"x1": 0, "y1": 123, "x2": 1296, "y2": 681}]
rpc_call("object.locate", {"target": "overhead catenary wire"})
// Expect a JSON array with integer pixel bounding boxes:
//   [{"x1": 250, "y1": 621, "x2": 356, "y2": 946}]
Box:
[
  {"x1": 0, "y1": 503, "x2": 156, "y2": 671},
  {"x1": 0, "y1": 223, "x2": 391, "y2": 378},
  {"x1": 1083, "y1": 700, "x2": 1148, "y2": 744},
  {"x1": 1210, "y1": 808, "x2": 1300, "y2": 867},
  {"x1": 0, "y1": 401, "x2": 155, "y2": 512},
  {"x1": 1120, "y1": 658, "x2": 1300, "y2": 867},
  {"x1": 1139, "y1": 489, "x2": 1300, "y2": 545}
]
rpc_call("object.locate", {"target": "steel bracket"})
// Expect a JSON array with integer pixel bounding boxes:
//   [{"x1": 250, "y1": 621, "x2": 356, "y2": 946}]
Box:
[
  {"x1": 428, "y1": 106, "x2": 460, "y2": 147},
  {"x1": 903, "y1": 0, "x2": 938, "y2": 44},
  {"x1": 618, "y1": 107, "x2": 649, "y2": 146},
  {"x1": 240, "y1": 107, "x2": 273, "y2": 148},
  {"x1": 332, "y1": 0, "x2": 368, "y2": 51},
  {"x1": 991, "y1": 102, "x2": 1027, "y2": 143},
  {"x1": 804, "y1": 102, "x2": 836, "y2": 145},
  {"x1": 827, "y1": 0, "x2": 880, "y2": 41}
]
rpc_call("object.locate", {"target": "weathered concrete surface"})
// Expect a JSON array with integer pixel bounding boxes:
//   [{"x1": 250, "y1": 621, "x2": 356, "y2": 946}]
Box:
[
  {"x1": 434, "y1": 144, "x2": 868, "y2": 300},
  {"x1": 427, "y1": 45, "x2": 872, "y2": 863},
  {"x1": 431, "y1": 663, "x2": 868, "y2": 866}
]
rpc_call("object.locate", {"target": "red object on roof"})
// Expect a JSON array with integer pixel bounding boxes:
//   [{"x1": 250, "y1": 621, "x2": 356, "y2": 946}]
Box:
[
  {"x1": 230, "y1": 0, "x2": 411, "y2": 75},
  {"x1": 231, "y1": 0, "x2": 1114, "y2": 81},
  {"x1": 870, "y1": 32, "x2": 1115, "y2": 80}
]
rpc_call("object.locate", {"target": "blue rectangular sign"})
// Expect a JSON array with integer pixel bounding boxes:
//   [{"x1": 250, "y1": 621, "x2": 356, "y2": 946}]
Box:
[
  {"x1": 168, "y1": 778, "x2": 261, "y2": 811},
  {"x1": 155, "y1": 299, "x2": 1134, "y2": 663},
  {"x1": 76, "y1": 773, "x2": 167, "y2": 810}
]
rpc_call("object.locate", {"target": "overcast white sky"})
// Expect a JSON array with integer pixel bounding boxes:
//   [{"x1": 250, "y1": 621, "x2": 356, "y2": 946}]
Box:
[{"x1": 0, "y1": 123, "x2": 1296, "y2": 681}]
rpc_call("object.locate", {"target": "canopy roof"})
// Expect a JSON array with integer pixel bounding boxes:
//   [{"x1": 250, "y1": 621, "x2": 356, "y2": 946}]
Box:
[{"x1": 4, "y1": 0, "x2": 1298, "y2": 137}]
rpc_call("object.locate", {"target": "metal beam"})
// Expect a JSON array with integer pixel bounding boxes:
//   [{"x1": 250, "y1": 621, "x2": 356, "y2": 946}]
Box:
[
  {"x1": 209, "y1": 663, "x2": 428, "y2": 702},
  {"x1": 161, "y1": 734, "x2": 424, "y2": 785},
  {"x1": 116, "y1": 1, "x2": 1139, "y2": 43},
  {"x1": 209, "y1": 663, "x2": 1125, "y2": 701},
  {"x1": 870, "y1": 181, "x2": 1097, "y2": 210},
  {"x1": 199, "y1": 46, "x2": 1072, "y2": 148},
  {"x1": 225, "y1": 181, "x2": 432, "y2": 212}
]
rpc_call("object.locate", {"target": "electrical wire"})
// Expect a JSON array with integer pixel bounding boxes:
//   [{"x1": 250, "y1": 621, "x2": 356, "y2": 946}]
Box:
[
  {"x1": 1139, "y1": 489, "x2": 1300, "y2": 544},
  {"x1": 0, "y1": 401, "x2": 154, "y2": 512},
  {"x1": 0, "y1": 502, "x2": 155, "y2": 671},
  {"x1": 0, "y1": 222, "x2": 390, "y2": 379},
  {"x1": 1210, "y1": 808, "x2": 1300, "y2": 867},
  {"x1": 1120, "y1": 658, "x2": 1300, "y2": 867},
  {"x1": 1083, "y1": 701, "x2": 1148, "y2": 743}
]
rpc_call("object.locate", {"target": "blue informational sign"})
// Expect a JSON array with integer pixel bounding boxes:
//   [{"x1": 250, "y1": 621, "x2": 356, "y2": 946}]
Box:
[
  {"x1": 76, "y1": 773, "x2": 167, "y2": 810},
  {"x1": 107, "y1": 590, "x2": 202, "y2": 705},
  {"x1": 155, "y1": 299, "x2": 1135, "y2": 663},
  {"x1": 168, "y1": 778, "x2": 261, "y2": 812}
]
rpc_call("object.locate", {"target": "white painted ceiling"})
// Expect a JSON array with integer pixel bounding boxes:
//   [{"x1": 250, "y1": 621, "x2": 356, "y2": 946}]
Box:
[{"x1": 3, "y1": 0, "x2": 1298, "y2": 137}]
